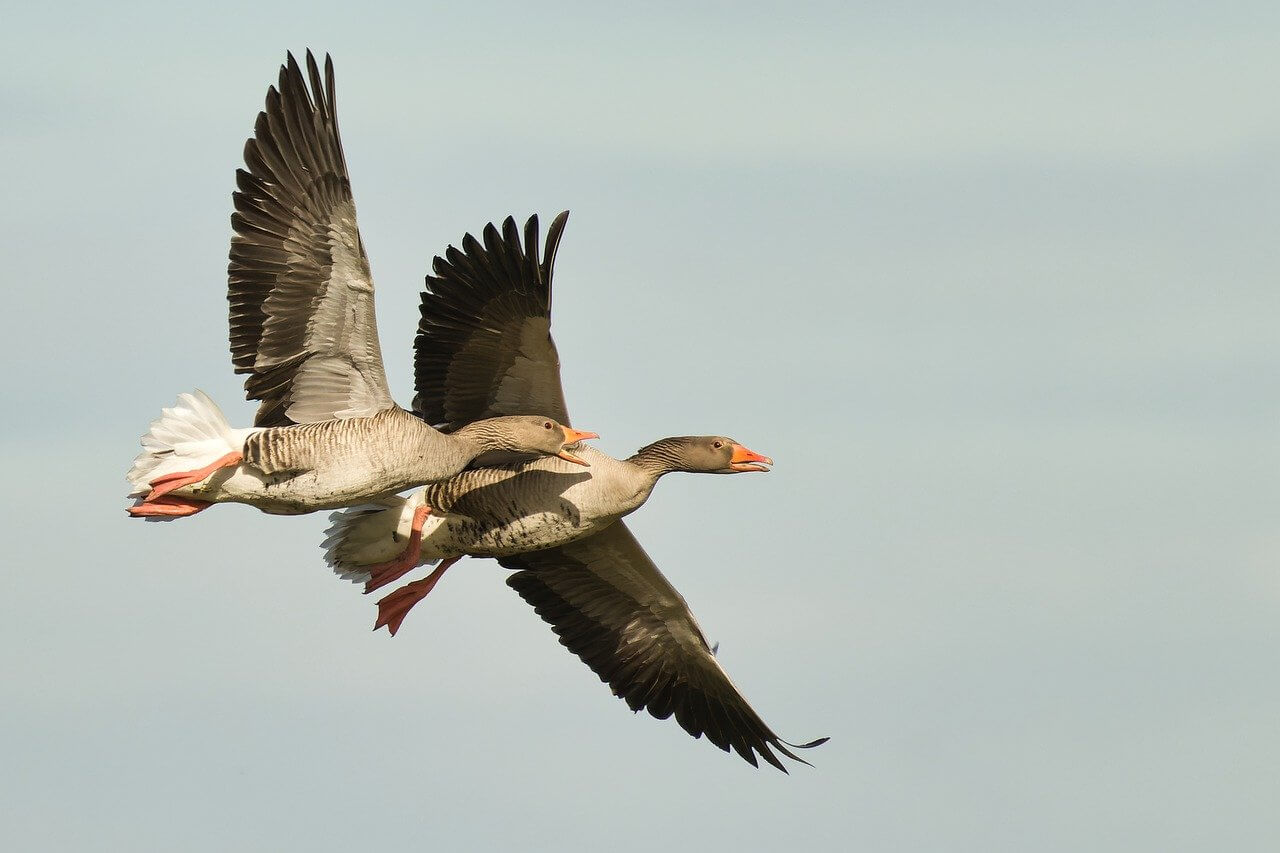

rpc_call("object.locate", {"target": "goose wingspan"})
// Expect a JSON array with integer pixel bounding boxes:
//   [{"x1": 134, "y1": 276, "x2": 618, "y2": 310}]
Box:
[
  {"x1": 412, "y1": 212, "x2": 571, "y2": 430},
  {"x1": 501, "y1": 522, "x2": 828, "y2": 772},
  {"x1": 229, "y1": 51, "x2": 394, "y2": 427}
]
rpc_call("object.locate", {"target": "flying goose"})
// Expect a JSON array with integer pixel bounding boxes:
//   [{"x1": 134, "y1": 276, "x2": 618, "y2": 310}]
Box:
[
  {"x1": 325, "y1": 437, "x2": 772, "y2": 631},
  {"x1": 126, "y1": 53, "x2": 595, "y2": 519},
  {"x1": 326, "y1": 212, "x2": 827, "y2": 771}
]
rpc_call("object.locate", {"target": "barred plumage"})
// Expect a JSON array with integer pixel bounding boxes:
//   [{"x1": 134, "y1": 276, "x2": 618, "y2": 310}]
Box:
[{"x1": 243, "y1": 408, "x2": 441, "y2": 476}]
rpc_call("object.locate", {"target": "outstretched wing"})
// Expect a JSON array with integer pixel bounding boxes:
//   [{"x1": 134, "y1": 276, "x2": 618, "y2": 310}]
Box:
[
  {"x1": 229, "y1": 51, "x2": 394, "y2": 426},
  {"x1": 501, "y1": 522, "x2": 828, "y2": 771},
  {"x1": 412, "y1": 212, "x2": 571, "y2": 430}
]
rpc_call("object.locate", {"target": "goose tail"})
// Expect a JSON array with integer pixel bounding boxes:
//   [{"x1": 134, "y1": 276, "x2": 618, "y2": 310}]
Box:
[
  {"x1": 126, "y1": 390, "x2": 250, "y2": 502},
  {"x1": 322, "y1": 491, "x2": 438, "y2": 583}
]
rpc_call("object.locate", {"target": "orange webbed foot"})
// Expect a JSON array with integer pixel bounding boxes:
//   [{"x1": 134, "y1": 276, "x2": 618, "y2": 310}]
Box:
[
  {"x1": 127, "y1": 495, "x2": 213, "y2": 518},
  {"x1": 374, "y1": 557, "x2": 460, "y2": 636},
  {"x1": 146, "y1": 451, "x2": 243, "y2": 501}
]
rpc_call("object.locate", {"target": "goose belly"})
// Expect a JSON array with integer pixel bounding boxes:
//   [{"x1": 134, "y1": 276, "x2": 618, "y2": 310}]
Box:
[
  {"x1": 435, "y1": 510, "x2": 613, "y2": 558},
  {"x1": 173, "y1": 464, "x2": 400, "y2": 514}
]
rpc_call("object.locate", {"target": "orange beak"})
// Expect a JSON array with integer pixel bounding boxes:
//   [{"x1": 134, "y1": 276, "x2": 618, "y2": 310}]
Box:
[
  {"x1": 557, "y1": 426, "x2": 599, "y2": 466},
  {"x1": 729, "y1": 443, "x2": 773, "y2": 472}
]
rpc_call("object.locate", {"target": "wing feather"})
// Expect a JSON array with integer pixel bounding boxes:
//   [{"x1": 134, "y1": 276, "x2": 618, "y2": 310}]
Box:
[
  {"x1": 229, "y1": 51, "x2": 394, "y2": 426},
  {"x1": 413, "y1": 212, "x2": 571, "y2": 429},
  {"x1": 501, "y1": 522, "x2": 828, "y2": 771}
]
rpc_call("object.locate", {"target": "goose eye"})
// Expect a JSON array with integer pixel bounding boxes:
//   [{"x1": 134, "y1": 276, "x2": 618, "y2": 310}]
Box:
[
  {"x1": 712, "y1": 440, "x2": 723, "y2": 449},
  {"x1": 544, "y1": 421, "x2": 553, "y2": 429}
]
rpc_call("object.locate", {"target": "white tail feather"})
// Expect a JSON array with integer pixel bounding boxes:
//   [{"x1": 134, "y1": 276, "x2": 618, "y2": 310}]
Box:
[
  {"x1": 126, "y1": 390, "x2": 248, "y2": 497},
  {"x1": 322, "y1": 492, "x2": 436, "y2": 584}
]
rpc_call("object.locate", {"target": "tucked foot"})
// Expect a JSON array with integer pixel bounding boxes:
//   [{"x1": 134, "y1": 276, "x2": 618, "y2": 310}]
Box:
[
  {"x1": 374, "y1": 557, "x2": 460, "y2": 636},
  {"x1": 146, "y1": 451, "x2": 243, "y2": 501},
  {"x1": 127, "y1": 495, "x2": 213, "y2": 518},
  {"x1": 363, "y1": 505, "x2": 433, "y2": 594}
]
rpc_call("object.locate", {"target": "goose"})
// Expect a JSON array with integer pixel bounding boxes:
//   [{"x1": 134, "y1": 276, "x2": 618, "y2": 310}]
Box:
[
  {"x1": 325, "y1": 212, "x2": 827, "y2": 771},
  {"x1": 125, "y1": 52, "x2": 596, "y2": 520}
]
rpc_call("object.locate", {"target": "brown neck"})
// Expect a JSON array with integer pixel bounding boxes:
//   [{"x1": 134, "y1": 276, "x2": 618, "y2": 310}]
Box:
[
  {"x1": 450, "y1": 419, "x2": 521, "y2": 457},
  {"x1": 626, "y1": 438, "x2": 689, "y2": 478}
]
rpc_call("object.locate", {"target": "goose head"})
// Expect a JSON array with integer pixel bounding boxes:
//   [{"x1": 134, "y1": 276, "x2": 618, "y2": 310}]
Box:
[
  {"x1": 479, "y1": 415, "x2": 600, "y2": 465},
  {"x1": 635, "y1": 436, "x2": 773, "y2": 474}
]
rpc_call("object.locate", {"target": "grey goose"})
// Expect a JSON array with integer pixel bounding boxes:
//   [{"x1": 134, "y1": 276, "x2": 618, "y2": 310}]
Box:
[
  {"x1": 126, "y1": 53, "x2": 595, "y2": 519},
  {"x1": 324, "y1": 212, "x2": 827, "y2": 771}
]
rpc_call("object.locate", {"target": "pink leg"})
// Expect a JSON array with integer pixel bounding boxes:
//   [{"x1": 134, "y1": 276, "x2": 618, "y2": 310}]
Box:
[
  {"x1": 127, "y1": 495, "x2": 213, "y2": 518},
  {"x1": 363, "y1": 505, "x2": 433, "y2": 594},
  {"x1": 374, "y1": 557, "x2": 461, "y2": 636},
  {"x1": 146, "y1": 451, "x2": 243, "y2": 501}
]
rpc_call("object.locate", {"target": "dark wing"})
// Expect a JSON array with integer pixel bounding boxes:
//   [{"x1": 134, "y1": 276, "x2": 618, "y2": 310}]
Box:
[
  {"x1": 501, "y1": 522, "x2": 828, "y2": 771},
  {"x1": 413, "y1": 212, "x2": 571, "y2": 430},
  {"x1": 229, "y1": 51, "x2": 394, "y2": 426}
]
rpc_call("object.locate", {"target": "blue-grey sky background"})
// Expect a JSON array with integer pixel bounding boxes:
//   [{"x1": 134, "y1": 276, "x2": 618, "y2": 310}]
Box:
[{"x1": 3, "y1": 2, "x2": 1277, "y2": 850}]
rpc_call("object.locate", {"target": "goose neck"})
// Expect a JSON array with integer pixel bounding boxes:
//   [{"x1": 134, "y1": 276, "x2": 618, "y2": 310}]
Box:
[
  {"x1": 626, "y1": 438, "x2": 687, "y2": 478},
  {"x1": 449, "y1": 420, "x2": 513, "y2": 457}
]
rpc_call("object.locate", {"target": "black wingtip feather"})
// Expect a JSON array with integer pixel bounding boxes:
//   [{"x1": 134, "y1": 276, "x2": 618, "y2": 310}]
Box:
[
  {"x1": 502, "y1": 535, "x2": 824, "y2": 773},
  {"x1": 413, "y1": 211, "x2": 571, "y2": 428}
]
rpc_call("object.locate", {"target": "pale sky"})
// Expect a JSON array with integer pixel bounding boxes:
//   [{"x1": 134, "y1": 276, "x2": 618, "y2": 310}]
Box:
[{"x1": 3, "y1": 3, "x2": 1278, "y2": 851}]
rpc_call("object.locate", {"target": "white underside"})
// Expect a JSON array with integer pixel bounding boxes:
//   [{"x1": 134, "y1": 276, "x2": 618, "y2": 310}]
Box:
[{"x1": 126, "y1": 391, "x2": 259, "y2": 506}]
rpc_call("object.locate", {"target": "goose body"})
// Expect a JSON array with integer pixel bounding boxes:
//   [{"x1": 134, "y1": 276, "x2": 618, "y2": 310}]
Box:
[
  {"x1": 326, "y1": 446, "x2": 650, "y2": 570},
  {"x1": 326, "y1": 440, "x2": 766, "y2": 570},
  {"x1": 426, "y1": 446, "x2": 654, "y2": 556},
  {"x1": 125, "y1": 52, "x2": 592, "y2": 519},
  {"x1": 128, "y1": 394, "x2": 587, "y2": 516}
]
